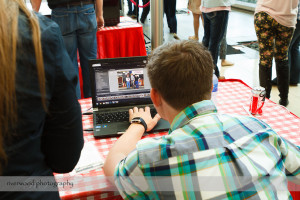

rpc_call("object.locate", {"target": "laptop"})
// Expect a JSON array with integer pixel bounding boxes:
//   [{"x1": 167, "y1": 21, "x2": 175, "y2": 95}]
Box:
[{"x1": 88, "y1": 56, "x2": 170, "y2": 138}]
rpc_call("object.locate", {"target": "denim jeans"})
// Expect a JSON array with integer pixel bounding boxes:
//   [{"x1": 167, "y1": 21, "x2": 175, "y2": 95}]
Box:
[
  {"x1": 289, "y1": 20, "x2": 300, "y2": 84},
  {"x1": 219, "y1": 28, "x2": 228, "y2": 60},
  {"x1": 51, "y1": 4, "x2": 97, "y2": 99},
  {"x1": 202, "y1": 11, "x2": 229, "y2": 78}
]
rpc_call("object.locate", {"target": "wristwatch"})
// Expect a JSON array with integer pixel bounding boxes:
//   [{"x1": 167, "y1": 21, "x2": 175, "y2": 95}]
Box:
[{"x1": 131, "y1": 117, "x2": 147, "y2": 132}]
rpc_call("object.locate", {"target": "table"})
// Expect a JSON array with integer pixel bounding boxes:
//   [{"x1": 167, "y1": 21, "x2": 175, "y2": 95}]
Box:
[
  {"x1": 96, "y1": 17, "x2": 147, "y2": 59},
  {"x1": 55, "y1": 79, "x2": 300, "y2": 200}
]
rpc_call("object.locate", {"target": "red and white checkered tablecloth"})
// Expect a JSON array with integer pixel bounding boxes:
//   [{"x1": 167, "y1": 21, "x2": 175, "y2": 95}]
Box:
[{"x1": 56, "y1": 79, "x2": 300, "y2": 200}]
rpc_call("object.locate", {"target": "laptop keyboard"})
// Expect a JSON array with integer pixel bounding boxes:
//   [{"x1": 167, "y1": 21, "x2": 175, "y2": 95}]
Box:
[{"x1": 96, "y1": 108, "x2": 157, "y2": 124}]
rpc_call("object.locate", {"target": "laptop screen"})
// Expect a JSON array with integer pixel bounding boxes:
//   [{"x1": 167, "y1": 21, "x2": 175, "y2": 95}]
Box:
[{"x1": 89, "y1": 56, "x2": 152, "y2": 108}]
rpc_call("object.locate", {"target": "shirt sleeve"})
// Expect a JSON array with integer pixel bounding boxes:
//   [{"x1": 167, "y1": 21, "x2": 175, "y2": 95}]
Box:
[
  {"x1": 41, "y1": 21, "x2": 84, "y2": 173},
  {"x1": 280, "y1": 136, "x2": 300, "y2": 184},
  {"x1": 114, "y1": 149, "x2": 152, "y2": 199}
]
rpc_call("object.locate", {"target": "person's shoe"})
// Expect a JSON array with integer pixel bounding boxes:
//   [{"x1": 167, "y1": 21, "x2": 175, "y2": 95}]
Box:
[
  {"x1": 271, "y1": 78, "x2": 277, "y2": 85},
  {"x1": 279, "y1": 99, "x2": 289, "y2": 107},
  {"x1": 131, "y1": 15, "x2": 137, "y2": 19},
  {"x1": 127, "y1": 11, "x2": 133, "y2": 16},
  {"x1": 140, "y1": 18, "x2": 145, "y2": 24},
  {"x1": 221, "y1": 59, "x2": 234, "y2": 66},
  {"x1": 289, "y1": 82, "x2": 299, "y2": 86},
  {"x1": 172, "y1": 33, "x2": 180, "y2": 40},
  {"x1": 188, "y1": 36, "x2": 199, "y2": 41},
  {"x1": 218, "y1": 76, "x2": 226, "y2": 80}
]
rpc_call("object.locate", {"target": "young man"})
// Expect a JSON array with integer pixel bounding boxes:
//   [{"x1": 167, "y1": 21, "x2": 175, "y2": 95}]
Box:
[{"x1": 103, "y1": 40, "x2": 300, "y2": 199}]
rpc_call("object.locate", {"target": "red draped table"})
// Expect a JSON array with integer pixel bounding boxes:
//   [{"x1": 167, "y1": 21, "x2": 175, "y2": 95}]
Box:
[
  {"x1": 96, "y1": 17, "x2": 147, "y2": 59},
  {"x1": 56, "y1": 79, "x2": 300, "y2": 200}
]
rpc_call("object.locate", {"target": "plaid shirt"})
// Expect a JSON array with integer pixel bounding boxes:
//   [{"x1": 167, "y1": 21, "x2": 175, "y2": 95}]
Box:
[
  {"x1": 114, "y1": 100, "x2": 300, "y2": 199},
  {"x1": 298, "y1": 2, "x2": 300, "y2": 20}
]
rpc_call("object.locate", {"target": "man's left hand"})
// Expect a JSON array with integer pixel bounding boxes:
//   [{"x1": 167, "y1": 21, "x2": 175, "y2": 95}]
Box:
[{"x1": 129, "y1": 107, "x2": 161, "y2": 132}]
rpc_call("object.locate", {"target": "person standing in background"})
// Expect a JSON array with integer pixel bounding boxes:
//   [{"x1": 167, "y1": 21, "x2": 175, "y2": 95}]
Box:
[
  {"x1": 219, "y1": 31, "x2": 234, "y2": 66},
  {"x1": 272, "y1": 2, "x2": 300, "y2": 86},
  {"x1": 254, "y1": 0, "x2": 299, "y2": 106},
  {"x1": 201, "y1": 0, "x2": 232, "y2": 80},
  {"x1": 0, "y1": 0, "x2": 83, "y2": 199},
  {"x1": 131, "y1": 73, "x2": 135, "y2": 88},
  {"x1": 164, "y1": 0, "x2": 179, "y2": 40},
  {"x1": 188, "y1": 0, "x2": 203, "y2": 41},
  {"x1": 31, "y1": 0, "x2": 104, "y2": 99},
  {"x1": 288, "y1": 2, "x2": 300, "y2": 85}
]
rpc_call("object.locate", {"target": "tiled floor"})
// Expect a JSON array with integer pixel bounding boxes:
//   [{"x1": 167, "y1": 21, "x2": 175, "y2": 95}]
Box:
[{"x1": 133, "y1": 2, "x2": 300, "y2": 117}]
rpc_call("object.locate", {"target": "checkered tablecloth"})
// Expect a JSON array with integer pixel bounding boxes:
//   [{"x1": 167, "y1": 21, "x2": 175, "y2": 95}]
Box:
[
  {"x1": 100, "y1": 17, "x2": 143, "y2": 31},
  {"x1": 56, "y1": 79, "x2": 300, "y2": 200}
]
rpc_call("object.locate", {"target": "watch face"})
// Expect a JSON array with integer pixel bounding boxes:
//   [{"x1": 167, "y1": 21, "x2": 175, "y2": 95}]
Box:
[{"x1": 131, "y1": 118, "x2": 141, "y2": 123}]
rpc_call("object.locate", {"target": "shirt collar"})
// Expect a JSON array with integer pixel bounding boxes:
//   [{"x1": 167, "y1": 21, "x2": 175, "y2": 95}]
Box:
[{"x1": 168, "y1": 100, "x2": 217, "y2": 133}]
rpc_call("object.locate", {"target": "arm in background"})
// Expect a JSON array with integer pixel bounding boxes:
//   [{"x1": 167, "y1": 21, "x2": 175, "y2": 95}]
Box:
[
  {"x1": 30, "y1": 0, "x2": 42, "y2": 12},
  {"x1": 95, "y1": 0, "x2": 104, "y2": 29}
]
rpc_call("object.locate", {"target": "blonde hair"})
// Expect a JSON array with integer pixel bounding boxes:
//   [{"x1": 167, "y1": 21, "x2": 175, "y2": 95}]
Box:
[{"x1": 0, "y1": 0, "x2": 46, "y2": 174}]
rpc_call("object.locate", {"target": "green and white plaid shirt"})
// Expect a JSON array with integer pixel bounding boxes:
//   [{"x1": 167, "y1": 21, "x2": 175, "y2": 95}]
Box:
[{"x1": 114, "y1": 100, "x2": 300, "y2": 199}]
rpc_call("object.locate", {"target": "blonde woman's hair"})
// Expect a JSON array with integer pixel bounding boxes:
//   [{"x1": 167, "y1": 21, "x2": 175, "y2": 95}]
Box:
[{"x1": 0, "y1": 0, "x2": 46, "y2": 175}]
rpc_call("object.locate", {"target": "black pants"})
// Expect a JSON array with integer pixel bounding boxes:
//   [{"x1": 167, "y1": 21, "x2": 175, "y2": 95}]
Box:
[
  {"x1": 140, "y1": 0, "x2": 150, "y2": 23},
  {"x1": 164, "y1": 0, "x2": 177, "y2": 33}
]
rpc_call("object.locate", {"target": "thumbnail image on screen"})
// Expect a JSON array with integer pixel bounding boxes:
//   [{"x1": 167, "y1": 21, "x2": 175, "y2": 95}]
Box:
[{"x1": 117, "y1": 70, "x2": 144, "y2": 90}]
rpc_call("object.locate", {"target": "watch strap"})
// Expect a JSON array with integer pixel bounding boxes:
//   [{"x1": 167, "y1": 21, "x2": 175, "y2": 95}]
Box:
[{"x1": 131, "y1": 117, "x2": 147, "y2": 132}]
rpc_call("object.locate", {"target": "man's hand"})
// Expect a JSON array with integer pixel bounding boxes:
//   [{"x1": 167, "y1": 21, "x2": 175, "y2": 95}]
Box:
[
  {"x1": 129, "y1": 107, "x2": 161, "y2": 132},
  {"x1": 95, "y1": 0, "x2": 104, "y2": 30},
  {"x1": 96, "y1": 15, "x2": 104, "y2": 30}
]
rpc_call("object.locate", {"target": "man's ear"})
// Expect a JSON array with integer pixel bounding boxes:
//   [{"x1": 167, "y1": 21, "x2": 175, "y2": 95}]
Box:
[{"x1": 150, "y1": 88, "x2": 162, "y2": 107}]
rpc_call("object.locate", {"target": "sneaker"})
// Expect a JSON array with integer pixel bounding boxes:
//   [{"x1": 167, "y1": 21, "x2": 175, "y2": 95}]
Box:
[
  {"x1": 172, "y1": 33, "x2": 180, "y2": 40},
  {"x1": 221, "y1": 59, "x2": 234, "y2": 66},
  {"x1": 271, "y1": 78, "x2": 277, "y2": 85},
  {"x1": 188, "y1": 36, "x2": 199, "y2": 41},
  {"x1": 290, "y1": 82, "x2": 299, "y2": 86},
  {"x1": 218, "y1": 76, "x2": 226, "y2": 80},
  {"x1": 131, "y1": 15, "x2": 137, "y2": 19}
]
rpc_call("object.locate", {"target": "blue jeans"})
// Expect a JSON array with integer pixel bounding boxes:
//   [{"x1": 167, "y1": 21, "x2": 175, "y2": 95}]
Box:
[
  {"x1": 289, "y1": 20, "x2": 300, "y2": 84},
  {"x1": 51, "y1": 4, "x2": 97, "y2": 99},
  {"x1": 202, "y1": 11, "x2": 229, "y2": 78}
]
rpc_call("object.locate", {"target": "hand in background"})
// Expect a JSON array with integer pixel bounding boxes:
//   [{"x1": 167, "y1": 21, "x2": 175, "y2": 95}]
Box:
[
  {"x1": 96, "y1": 15, "x2": 104, "y2": 30},
  {"x1": 129, "y1": 107, "x2": 161, "y2": 132}
]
